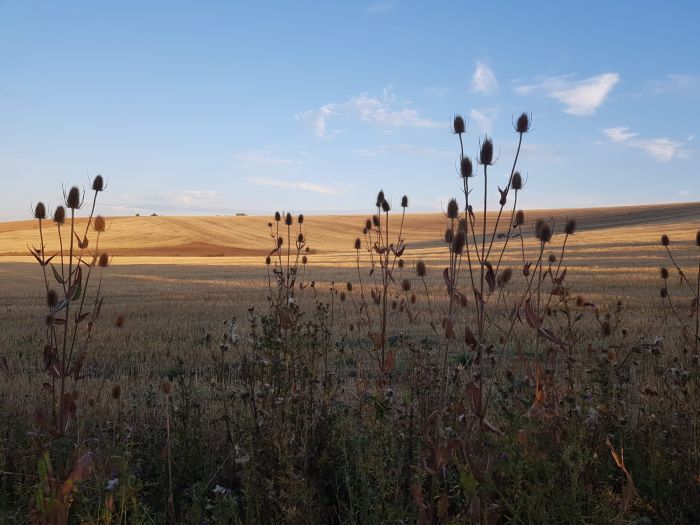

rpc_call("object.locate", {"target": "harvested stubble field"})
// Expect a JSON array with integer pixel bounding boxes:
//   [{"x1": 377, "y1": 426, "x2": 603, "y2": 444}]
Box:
[{"x1": 0, "y1": 200, "x2": 699, "y2": 524}]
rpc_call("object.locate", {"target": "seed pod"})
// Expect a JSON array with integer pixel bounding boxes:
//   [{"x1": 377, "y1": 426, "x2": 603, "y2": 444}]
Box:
[
  {"x1": 660, "y1": 234, "x2": 670, "y2": 246},
  {"x1": 381, "y1": 199, "x2": 390, "y2": 212},
  {"x1": 498, "y1": 268, "x2": 513, "y2": 287},
  {"x1": 346, "y1": 282, "x2": 352, "y2": 291},
  {"x1": 511, "y1": 172, "x2": 523, "y2": 191},
  {"x1": 340, "y1": 291, "x2": 346, "y2": 302},
  {"x1": 94, "y1": 215, "x2": 106, "y2": 232},
  {"x1": 538, "y1": 223, "x2": 552, "y2": 243},
  {"x1": 376, "y1": 190, "x2": 385, "y2": 207},
  {"x1": 34, "y1": 202, "x2": 47, "y2": 220},
  {"x1": 372, "y1": 215, "x2": 380, "y2": 228},
  {"x1": 53, "y1": 206, "x2": 66, "y2": 225},
  {"x1": 354, "y1": 238, "x2": 361, "y2": 250},
  {"x1": 275, "y1": 211, "x2": 281, "y2": 222},
  {"x1": 564, "y1": 218, "x2": 578, "y2": 235},
  {"x1": 460, "y1": 156, "x2": 473, "y2": 178},
  {"x1": 302, "y1": 255, "x2": 308, "y2": 265},
  {"x1": 451, "y1": 230, "x2": 465, "y2": 253},
  {"x1": 479, "y1": 137, "x2": 494, "y2": 166},
  {"x1": 660, "y1": 267, "x2": 669, "y2": 279},
  {"x1": 548, "y1": 254, "x2": 556, "y2": 264},
  {"x1": 66, "y1": 186, "x2": 81, "y2": 209},
  {"x1": 365, "y1": 218, "x2": 372, "y2": 230},
  {"x1": 401, "y1": 279, "x2": 411, "y2": 292},
  {"x1": 297, "y1": 233, "x2": 304, "y2": 243},
  {"x1": 514, "y1": 210, "x2": 525, "y2": 227},
  {"x1": 285, "y1": 213, "x2": 293, "y2": 226},
  {"x1": 298, "y1": 214, "x2": 304, "y2": 224},
  {"x1": 446, "y1": 198, "x2": 459, "y2": 219},
  {"x1": 47, "y1": 289, "x2": 58, "y2": 308},
  {"x1": 515, "y1": 112, "x2": 530, "y2": 134},
  {"x1": 453, "y1": 114, "x2": 466, "y2": 134},
  {"x1": 416, "y1": 260, "x2": 427, "y2": 277},
  {"x1": 92, "y1": 175, "x2": 105, "y2": 192},
  {"x1": 98, "y1": 253, "x2": 109, "y2": 267},
  {"x1": 401, "y1": 195, "x2": 408, "y2": 208},
  {"x1": 277, "y1": 237, "x2": 283, "y2": 247},
  {"x1": 444, "y1": 228, "x2": 453, "y2": 243},
  {"x1": 265, "y1": 256, "x2": 271, "y2": 265}
]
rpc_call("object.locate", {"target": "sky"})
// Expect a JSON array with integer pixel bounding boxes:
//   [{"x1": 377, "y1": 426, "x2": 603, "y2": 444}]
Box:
[{"x1": 1, "y1": 1, "x2": 699, "y2": 220}]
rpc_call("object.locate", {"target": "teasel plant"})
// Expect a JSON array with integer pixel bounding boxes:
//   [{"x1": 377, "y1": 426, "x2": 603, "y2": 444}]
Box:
[
  {"x1": 659, "y1": 231, "x2": 700, "y2": 352},
  {"x1": 351, "y1": 191, "x2": 409, "y2": 377},
  {"x1": 265, "y1": 211, "x2": 310, "y2": 332},
  {"x1": 28, "y1": 175, "x2": 109, "y2": 523}
]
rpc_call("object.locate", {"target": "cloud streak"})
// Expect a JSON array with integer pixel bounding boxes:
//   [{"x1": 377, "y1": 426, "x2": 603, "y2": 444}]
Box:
[
  {"x1": 603, "y1": 127, "x2": 687, "y2": 162},
  {"x1": 516, "y1": 73, "x2": 620, "y2": 116},
  {"x1": 247, "y1": 176, "x2": 341, "y2": 195},
  {"x1": 472, "y1": 61, "x2": 498, "y2": 94}
]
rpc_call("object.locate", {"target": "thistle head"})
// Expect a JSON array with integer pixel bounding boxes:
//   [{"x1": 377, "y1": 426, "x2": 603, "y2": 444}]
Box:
[
  {"x1": 479, "y1": 136, "x2": 494, "y2": 166},
  {"x1": 381, "y1": 199, "x2": 390, "y2": 212},
  {"x1": 372, "y1": 215, "x2": 380, "y2": 228},
  {"x1": 401, "y1": 279, "x2": 411, "y2": 292},
  {"x1": 65, "y1": 186, "x2": 82, "y2": 209},
  {"x1": 94, "y1": 215, "x2": 106, "y2": 232},
  {"x1": 46, "y1": 289, "x2": 58, "y2": 309},
  {"x1": 446, "y1": 198, "x2": 459, "y2": 219},
  {"x1": 376, "y1": 190, "x2": 385, "y2": 207},
  {"x1": 511, "y1": 172, "x2": 523, "y2": 191},
  {"x1": 285, "y1": 213, "x2": 293, "y2": 226},
  {"x1": 660, "y1": 267, "x2": 669, "y2": 279},
  {"x1": 497, "y1": 268, "x2": 513, "y2": 287},
  {"x1": 298, "y1": 214, "x2": 304, "y2": 224},
  {"x1": 515, "y1": 112, "x2": 530, "y2": 134},
  {"x1": 514, "y1": 210, "x2": 525, "y2": 227},
  {"x1": 92, "y1": 174, "x2": 105, "y2": 192},
  {"x1": 452, "y1": 114, "x2": 466, "y2": 135},
  {"x1": 98, "y1": 253, "x2": 109, "y2": 268},
  {"x1": 564, "y1": 218, "x2": 578, "y2": 235},
  {"x1": 536, "y1": 220, "x2": 552, "y2": 243},
  {"x1": 33, "y1": 202, "x2": 47, "y2": 220},
  {"x1": 365, "y1": 218, "x2": 372, "y2": 230},
  {"x1": 451, "y1": 229, "x2": 465, "y2": 253},
  {"x1": 275, "y1": 211, "x2": 281, "y2": 222},
  {"x1": 460, "y1": 156, "x2": 474, "y2": 178},
  {"x1": 53, "y1": 206, "x2": 66, "y2": 225},
  {"x1": 354, "y1": 238, "x2": 361, "y2": 250},
  {"x1": 660, "y1": 234, "x2": 670, "y2": 246},
  {"x1": 416, "y1": 260, "x2": 427, "y2": 277},
  {"x1": 401, "y1": 195, "x2": 408, "y2": 208}
]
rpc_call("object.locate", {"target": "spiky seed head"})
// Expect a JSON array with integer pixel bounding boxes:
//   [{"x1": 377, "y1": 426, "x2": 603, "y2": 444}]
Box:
[
  {"x1": 660, "y1": 234, "x2": 670, "y2": 246},
  {"x1": 381, "y1": 199, "x2": 391, "y2": 212},
  {"x1": 98, "y1": 253, "x2": 109, "y2": 267},
  {"x1": 302, "y1": 255, "x2": 307, "y2": 265},
  {"x1": 514, "y1": 210, "x2": 525, "y2": 227},
  {"x1": 53, "y1": 206, "x2": 66, "y2": 225},
  {"x1": 340, "y1": 291, "x2": 346, "y2": 302},
  {"x1": 460, "y1": 156, "x2": 473, "y2": 178},
  {"x1": 277, "y1": 237, "x2": 283, "y2": 247},
  {"x1": 535, "y1": 218, "x2": 545, "y2": 238},
  {"x1": 297, "y1": 233, "x2": 304, "y2": 243},
  {"x1": 398, "y1": 258, "x2": 404, "y2": 268},
  {"x1": 416, "y1": 260, "x2": 427, "y2": 277},
  {"x1": 265, "y1": 256, "x2": 271, "y2": 265},
  {"x1": 660, "y1": 267, "x2": 669, "y2": 279},
  {"x1": 354, "y1": 238, "x2": 361, "y2": 250},
  {"x1": 94, "y1": 215, "x2": 106, "y2": 232},
  {"x1": 275, "y1": 211, "x2": 281, "y2": 222},
  {"x1": 516, "y1": 112, "x2": 530, "y2": 134},
  {"x1": 298, "y1": 214, "x2": 304, "y2": 224},
  {"x1": 446, "y1": 198, "x2": 459, "y2": 219},
  {"x1": 511, "y1": 172, "x2": 523, "y2": 191},
  {"x1": 660, "y1": 287, "x2": 668, "y2": 298},
  {"x1": 452, "y1": 114, "x2": 466, "y2": 134},
  {"x1": 372, "y1": 215, "x2": 380, "y2": 228},
  {"x1": 376, "y1": 190, "x2": 385, "y2": 207},
  {"x1": 401, "y1": 195, "x2": 408, "y2": 208},
  {"x1": 285, "y1": 213, "x2": 293, "y2": 226},
  {"x1": 548, "y1": 254, "x2": 556, "y2": 264},
  {"x1": 34, "y1": 202, "x2": 47, "y2": 220},
  {"x1": 401, "y1": 278, "x2": 411, "y2": 292},
  {"x1": 538, "y1": 223, "x2": 552, "y2": 243},
  {"x1": 444, "y1": 228, "x2": 453, "y2": 243},
  {"x1": 92, "y1": 175, "x2": 105, "y2": 192},
  {"x1": 47, "y1": 289, "x2": 58, "y2": 308},
  {"x1": 499, "y1": 268, "x2": 513, "y2": 286},
  {"x1": 365, "y1": 218, "x2": 372, "y2": 230},
  {"x1": 479, "y1": 137, "x2": 494, "y2": 166},
  {"x1": 696, "y1": 230, "x2": 700, "y2": 247},
  {"x1": 451, "y1": 229, "x2": 465, "y2": 253},
  {"x1": 346, "y1": 282, "x2": 352, "y2": 291},
  {"x1": 66, "y1": 186, "x2": 81, "y2": 209},
  {"x1": 111, "y1": 384, "x2": 121, "y2": 400},
  {"x1": 564, "y1": 218, "x2": 578, "y2": 235}
]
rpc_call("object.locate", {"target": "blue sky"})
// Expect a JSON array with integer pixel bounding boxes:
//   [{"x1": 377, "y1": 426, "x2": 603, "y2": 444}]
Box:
[{"x1": 1, "y1": 1, "x2": 698, "y2": 220}]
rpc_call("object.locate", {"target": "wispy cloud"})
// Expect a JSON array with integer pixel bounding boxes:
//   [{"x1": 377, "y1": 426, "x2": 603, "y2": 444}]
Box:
[
  {"x1": 365, "y1": 1, "x2": 395, "y2": 13},
  {"x1": 516, "y1": 73, "x2": 620, "y2": 116},
  {"x1": 469, "y1": 106, "x2": 500, "y2": 133},
  {"x1": 471, "y1": 61, "x2": 498, "y2": 94},
  {"x1": 103, "y1": 190, "x2": 227, "y2": 215},
  {"x1": 234, "y1": 149, "x2": 297, "y2": 167},
  {"x1": 603, "y1": 127, "x2": 688, "y2": 162},
  {"x1": 296, "y1": 88, "x2": 440, "y2": 138},
  {"x1": 645, "y1": 74, "x2": 700, "y2": 96},
  {"x1": 247, "y1": 176, "x2": 341, "y2": 195}
]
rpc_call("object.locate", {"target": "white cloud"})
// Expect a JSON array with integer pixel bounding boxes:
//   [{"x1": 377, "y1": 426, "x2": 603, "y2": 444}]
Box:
[
  {"x1": 296, "y1": 89, "x2": 440, "y2": 138},
  {"x1": 471, "y1": 61, "x2": 498, "y2": 94},
  {"x1": 646, "y1": 74, "x2": 700, "y2": 95},
  {"x1": 103, "y1": 190, "x2": 226, "y2": 215},
  {"x1": 365, "y1": 2, "x2": 395, "y2": 13},
  {"x1": 603, "y1": 127, "x2": 687, "y2": 162},
  {"x1": 247, "y1": 176, "x2": 340, "y2": 195},
  {"x1": 469, "y1": 106, "x2": 500, "y2": 133},
  {"x1": 234, "y1": 149, "x2": 297, "y2": 167},
  {"x1": 516, "y1": 73, "x2": 620, "y2": 116}
]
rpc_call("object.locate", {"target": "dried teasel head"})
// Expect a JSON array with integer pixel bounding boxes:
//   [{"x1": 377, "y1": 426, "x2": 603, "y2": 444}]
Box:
[
  {"x1": 277, "y1": 237, "x2": 284, "y2": 247},
  {"x1": 416, "y1": 260, "x2": 427, "y2": 277},
  {"x1": 446, "y1": 198, "x2": 459, "y2": 219},
  {"x1": 460, "y1": 156, "x2": 473, "y2": 178},
  {"x1": 53, "y1": 206, "x2": 66, "y2": 225},
  {"x1": 354, "y1": 238, "x2": 361, "y2": 250},
  {"x1": 92, "y1": 174, "x2": 105, "y2": 192},
  {"x1": 548, "y1": 254, "x2": 556, "y2": 264},
  {"x1": 660, "y1": 267, "x2": 669, "y2": 279},
  {"x1": 398, "y1": 258, "x2": 404, "y2": 269},
  {"x1": 297, "y1": 233, "x2": 304, "y2": 244},
  {"x1": 98, "y1": 252, "x2": 109, "y2": 268},
  {"x1": 444, "y1": 228, "x2": 453, "y2": 244},
  {"x1": 479, "y1": 136, "x2": 494, "y2": 166},
  {"x1": 515, "y1": 112, "x2": 530, "y2": 134},
  {"x1": 564, "y1": 218, "x2": 578, "y2": 235},
  {"x1": 285, "y1": 213, "x2": 293, "y2": 226},
  {"x1": 376, "y1": 190, "x2": 385, "y2": 207},
  {"x1": 401, "y1": 195, "x2": 408, "y2": 208},
  {"x1": 660, "y1": 287, "x2": 668, "y2": 298},
  {"x1": 47, "y1": 289, "x2": 58, "y2": 309},
  {"x1": 33, "y1": 202, "x2": 47, "y2": 220},
  {"x1": 401, "y1": 279, "x2": 411, "y2": 292},
  {"x1": 346, "y1": 282, "x2": 352, "y2": 291},
  {"x1": 381, "y1": 199, "x2": 391, "y2": 212},
  {"x1": 302, "y1": 255, "x2": 307, "y2": 265},
  {"x1": 514, "y1": 210, "x2": 525, "y2": 227},
  {"x1": 696, "y1": 230, "x2": 700, "y2": 247},
  {"x1": 511, "y1": 172, "x2": 523, "y2": 191},
  {"x1": 65, "y1": 186, "x2": 82, "y2": 209},
  {"x1": 497, "y1": 268, "x2": 513, "y2": 287},
  {"x1": 340, "y1": 291, "x2": 346, "y2": 302},
  {"x1": 451, "y1": 229, "x2": 466, "y2": 253},
  {"x1": 365, "y1": 218, "x2": 372, "y2": 230},
  {"x1": 452, "y1": 114, "x2": 466, "y2": 135},
  {"x1": 372, "y1": 215, "x2": 380, "y2": 228},
  {"x1": 275, "y1": 211, "x2": 281, "y2": 222},
  {"x1": 660, "y1": 234, "x2": 670, "y2": 246},
  {"x1": 298, "y1": 214, "x2": 304, "y2": 224},
  {"x1": 265, "y1": 256, "x2": 271, "y2": 265},
  {"x1": 537, "y1": 222, "x2": 552, "y2": 243},
  {"x1": 94, "y1": 215, "x2": 106, "y2": 232}
]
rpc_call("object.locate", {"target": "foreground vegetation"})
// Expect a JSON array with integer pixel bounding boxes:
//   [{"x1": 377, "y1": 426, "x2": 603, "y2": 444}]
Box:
[{"x1": 1, "y1": 115, "x2": 699, "y2": 524}]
